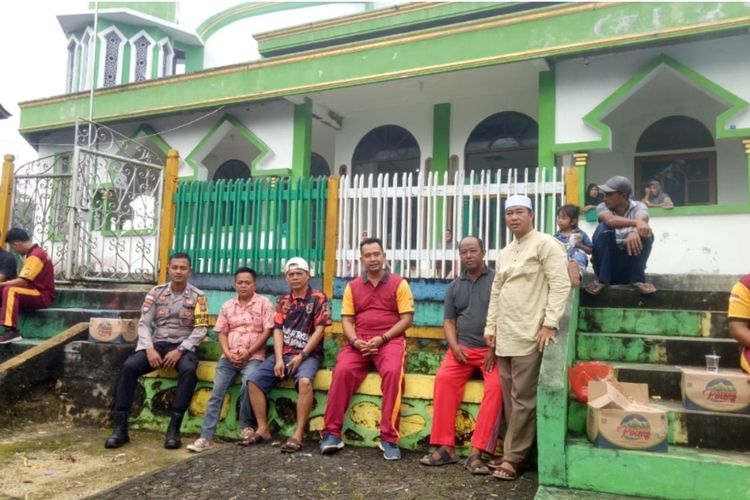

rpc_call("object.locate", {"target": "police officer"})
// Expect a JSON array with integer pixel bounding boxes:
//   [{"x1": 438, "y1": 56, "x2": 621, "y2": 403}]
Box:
[{"x1": 105, "y1": 252, "x2": 209, "y2": 449}]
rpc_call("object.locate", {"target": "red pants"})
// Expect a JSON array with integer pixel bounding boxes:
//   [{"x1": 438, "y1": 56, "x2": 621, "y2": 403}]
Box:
[
  {"x1": 430, "y1": 347, "x2": 502, "y2": 454},
  {"x1": 323, "y1": 338, "x2": 406, "y2": 443},
  {"x1": 1, "y1": 286, "x2": 51, "y2": 329}
]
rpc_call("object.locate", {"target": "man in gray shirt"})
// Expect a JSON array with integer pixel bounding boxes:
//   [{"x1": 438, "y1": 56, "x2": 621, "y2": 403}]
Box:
[
  {"x1": 420, "y1": 236, "x2": 502, "y2": 475},
  {"x1": 586, "y1": 175, "x2": 656, "y2": 295}
]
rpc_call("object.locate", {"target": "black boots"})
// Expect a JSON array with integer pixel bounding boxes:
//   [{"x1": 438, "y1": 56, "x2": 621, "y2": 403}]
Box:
[
  {"x1": 164, "y1": 411, "x2": 184, "y2": 449},
  {"x1": 104, "y1": 410, "x2": 130, "y2": 449}
]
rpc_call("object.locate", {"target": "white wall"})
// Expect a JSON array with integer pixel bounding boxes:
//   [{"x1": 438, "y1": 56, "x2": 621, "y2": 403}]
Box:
[
  {"x1": 201, "y1": 4, "x2": 367, "y2": 68},
  {"x1": 333, "y1": 87, "x2": 540, "y2": 174},
  {"x1": 580, "y1": 213, "x2": 750, "y2": 275},
  {"x1": 312, "y1": 120, "x2": 336, "y2": 174},
  {"x1": 556, "y1": 33, "x2": 750, "y2": 145}
]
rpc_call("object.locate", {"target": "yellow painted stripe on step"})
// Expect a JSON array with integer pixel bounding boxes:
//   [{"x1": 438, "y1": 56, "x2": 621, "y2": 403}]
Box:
[
  {"x1": 700, "y1": 312, "x2": 711, "y2": 337},
  {"x1": 326, "y1": 323, "x2": 445, "y2": 340},
  {"x1": 152, "y1": 362, "x2": 486, "y2": 404}
]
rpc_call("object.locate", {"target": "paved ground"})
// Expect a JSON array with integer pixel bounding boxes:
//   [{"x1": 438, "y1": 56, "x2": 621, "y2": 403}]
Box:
[
  {"x1": 1, "y1": 388, "x2": 537, "y2": 499},
  {"x1": 91, "y1": 438, "x2": 539, "y2": 499}
]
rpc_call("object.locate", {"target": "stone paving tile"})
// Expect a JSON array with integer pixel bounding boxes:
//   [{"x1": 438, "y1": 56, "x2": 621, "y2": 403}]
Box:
[{"x1": 91, "y1": 439, "x2": 538, "y2": 499}]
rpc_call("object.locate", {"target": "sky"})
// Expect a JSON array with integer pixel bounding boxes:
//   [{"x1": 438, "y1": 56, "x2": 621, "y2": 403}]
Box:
[
  {"x1": 0, "y1": 2, "x2": 88, "y2": 165},
  {"x1": 0, "y1": 0, "x2": 243, "y2": 167}
]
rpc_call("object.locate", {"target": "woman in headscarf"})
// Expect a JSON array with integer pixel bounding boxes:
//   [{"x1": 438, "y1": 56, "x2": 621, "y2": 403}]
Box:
[
  {"x1": 641, "y1": 180, "x2": 674, "y2": 208},
  {"x1": 582, "y1": 183, "x2": 604, "y2": 222},
  {"x1": 582, "y1": 183, "x2": 603, "y2": 213}
]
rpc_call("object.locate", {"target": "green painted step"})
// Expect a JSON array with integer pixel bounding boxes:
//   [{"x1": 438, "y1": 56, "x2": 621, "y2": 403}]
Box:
[
  {"x1": 578, "y1": 308, "x2": 728, "y2": 338},
  {"x1": 567, "y1": 398, "x2": 750, "y2": 452},
  {"x1": 19, "y1": 308, "x2": 140, "y2": 340},
  {"x1": 565, "y1": 437, "x2": 750, "y2": 500},
  {"x1": 576, "y1": 333, "x2": 741, "y2": 365},
  {"x1": 536, "y1": 486, "x2": 648, "y2": 499},
  {"x1": 53, "y1": 287, "x2": 149, "y2": 310},
  {"x1": 0, "y1": 338, "x2": 41, "y2": 363},
  {"x1": 580, "y1": 287, "x2": 729, "y2": 311}
]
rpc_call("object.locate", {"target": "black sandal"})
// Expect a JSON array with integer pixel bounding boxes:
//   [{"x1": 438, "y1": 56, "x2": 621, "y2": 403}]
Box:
[{"x1": 419, "y1": 446, "x2": 458, "y2": 466}]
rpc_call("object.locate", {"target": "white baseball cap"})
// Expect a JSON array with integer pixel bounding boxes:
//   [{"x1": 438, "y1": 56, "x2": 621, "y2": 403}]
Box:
[
  {"x1": 505, "y1": 194, "x2": 533, "y2": 211},
  {"x1": 285, "y1": 257, "x2": 310, "y2": 274}
]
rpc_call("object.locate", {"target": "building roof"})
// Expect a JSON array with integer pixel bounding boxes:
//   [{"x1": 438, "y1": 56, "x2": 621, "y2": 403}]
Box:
[
  {"x1": 57, "y1": 8, "x2": 202, "y2": 45},
  {"x1": 0, "y1": 103, "x2": 10, "y2": 120}
]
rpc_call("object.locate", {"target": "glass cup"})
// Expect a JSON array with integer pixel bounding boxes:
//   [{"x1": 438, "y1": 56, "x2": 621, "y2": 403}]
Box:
[{"x1": 705, "y1": 354, "x2": 720, "y2": 373}]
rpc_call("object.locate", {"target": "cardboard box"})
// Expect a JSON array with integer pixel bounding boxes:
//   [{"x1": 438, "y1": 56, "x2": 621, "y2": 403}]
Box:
[
  {"x1": 586, "y1": 380, "x2": 668, "y2": 452},
  {"x1": 681, "y1": 368, "x2": 750, "y2": 414},
  {"x1": 89, "y1": 318, "x2": 138, "y2": 343}
]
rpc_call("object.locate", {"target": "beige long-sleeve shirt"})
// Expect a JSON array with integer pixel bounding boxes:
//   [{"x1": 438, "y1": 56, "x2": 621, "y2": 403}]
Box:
[{"x1": 483, "y1": 229, "x2": 570, "y2": 357}]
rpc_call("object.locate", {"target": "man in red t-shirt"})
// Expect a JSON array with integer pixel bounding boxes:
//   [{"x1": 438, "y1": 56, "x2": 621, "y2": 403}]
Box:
[
  {"x1": 0, "y1": 228, "x2": 56, "y2": 344},
  {"x1": 320, "y1": 237, "x2": 414, "y2": 460}
]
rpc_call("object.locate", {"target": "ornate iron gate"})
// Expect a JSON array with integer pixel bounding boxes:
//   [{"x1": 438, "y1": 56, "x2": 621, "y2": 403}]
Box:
[{"x1": 11, "y1": 120, "x2": 165, "y2": 283}]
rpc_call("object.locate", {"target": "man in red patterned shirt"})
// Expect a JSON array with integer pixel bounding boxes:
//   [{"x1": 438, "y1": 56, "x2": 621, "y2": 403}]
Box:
[
  {"x1": 244, "y1": 257, "x2": 331, "y2": 453},
  {"x1": 0, "y1": 228, "x2": 55, "y2": 344}
]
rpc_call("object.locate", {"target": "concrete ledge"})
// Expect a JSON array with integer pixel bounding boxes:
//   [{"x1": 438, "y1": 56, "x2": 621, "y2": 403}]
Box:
[
  {"x1": 144, "y1": 365, "x2": 487, "y2": 404},
  {"x1": 0, "y1": 323, "x2": 89, "y2": 406}
]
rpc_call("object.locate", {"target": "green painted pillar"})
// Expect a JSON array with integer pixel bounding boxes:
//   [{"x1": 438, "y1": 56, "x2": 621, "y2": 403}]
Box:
[
  {"x1": 432, "y1": 103, "x2": 451, "y2": 239},
  {"x1": 538, "y1": 69, "x2": 556, "y2": 233},
  {"x1": 432, "y1": 103, "x2": 451, "y2": 176},
  {"x1": 291, "y1": 99, "x2": 312, "y2": 179}
]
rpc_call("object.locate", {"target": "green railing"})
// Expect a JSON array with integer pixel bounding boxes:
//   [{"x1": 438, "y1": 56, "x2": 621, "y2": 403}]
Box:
[{"x1": 172, "y1": 177, "x2": 328, "y2": 275}]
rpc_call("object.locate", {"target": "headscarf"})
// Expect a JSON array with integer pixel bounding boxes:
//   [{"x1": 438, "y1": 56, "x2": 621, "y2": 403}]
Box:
[
  {"x1": 646, "y1": 180, "x2": 668, "y2": 205},
  {"x1": 585, "y1": 183, "x2": 603, "y2": 206}
]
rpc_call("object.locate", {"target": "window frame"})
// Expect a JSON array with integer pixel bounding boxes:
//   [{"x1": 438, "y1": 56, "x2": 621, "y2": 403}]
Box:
[{"x1": 634, "y1": 151, "x2": 717, "y2": 206}]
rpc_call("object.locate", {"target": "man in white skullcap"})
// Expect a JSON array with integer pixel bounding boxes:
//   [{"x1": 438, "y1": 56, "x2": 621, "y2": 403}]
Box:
[
  {"x1": 483, "y1": 194, "x2": 570, "y2": 481},
  {"x1": 244, "y1": 257, "x2": 332, "y2": 453}
]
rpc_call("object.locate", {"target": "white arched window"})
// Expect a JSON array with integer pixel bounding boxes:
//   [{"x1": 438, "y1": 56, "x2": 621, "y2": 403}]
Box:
[
  {"x1": 65, "y1": 35, "x2": 79, "y2": 93},
  {"x1": 98, "y1": 27, "x2": 126, "y2": 87},
  {"x1": 78, "y1": 28, "x2": 94, "y2": 91},
  {"x1": 129, "y1": 31, "x2": 155, "y2": 83},
  {"x1": 157, "y1": 38, "x2": 174, "y2": 77}
]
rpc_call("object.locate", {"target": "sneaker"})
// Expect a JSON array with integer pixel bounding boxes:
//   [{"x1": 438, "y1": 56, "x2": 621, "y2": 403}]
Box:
[
  {"x1": 0, "y1": 329, "x2": 21, "y2": 345},
  {"x1": 319, "y1": 433, "x2": 344, "y2": 455},
  {"x1": 379, "y1": 441, "x2": 401, "y2": 461},
  {"x1": 239, "y1": 427, "x2": 255, "y2": 441},
  {"x1": 186, "y1": 437, "x2": 214, "y2": 453}
]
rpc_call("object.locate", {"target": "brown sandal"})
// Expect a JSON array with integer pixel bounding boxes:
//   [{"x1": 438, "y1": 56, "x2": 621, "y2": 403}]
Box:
[
  {"x1": 464, "y1": 454, "x2": 490, "y2": 475},
  {"x1": 585, "y1": 281, "x2": 607, "y2": 295},
  {"x1": 419, "y1": 446, "x2": 458, "y2": 466},
  {"x1": 492, "y1": 461, "x2": 518, "y2": 481},
  {"x1": 280, "y1": 437, "x2": 303, "y2": 453},
  {"x1": 238, "y1": 432, "x2": 270, "y2": 447}
]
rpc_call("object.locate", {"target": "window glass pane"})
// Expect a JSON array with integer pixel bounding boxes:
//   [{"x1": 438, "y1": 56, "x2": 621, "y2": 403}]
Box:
[
  {"x1": 636, "y1": 115, "x2": 714, "y2": 152},
  {"x1": 687, "y1": 181, "x2": 710, "y2": 204}
]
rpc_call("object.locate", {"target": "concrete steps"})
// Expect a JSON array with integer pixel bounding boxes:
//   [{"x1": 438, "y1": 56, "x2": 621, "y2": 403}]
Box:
[
  {"x1": 565, "y1": 437, "x2": 750, "y2": 500},
  {"x1": 561, "y1": 282, "x2": 750, "y2": 498},
  {"x1": 18, "y1": 308, "x2": 139, "y2": 340},
  {"x1": 576, "y1": 332, "x2": 740, "y2": 365},
  {"x1": 568, "y1": 397, "x2": 750, "y2": 452}
]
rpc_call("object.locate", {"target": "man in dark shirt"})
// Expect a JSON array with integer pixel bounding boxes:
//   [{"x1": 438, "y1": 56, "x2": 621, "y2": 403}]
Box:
[
  {"x1": 0, "y1": 230, "x2": 17, "y2": 284},
  {"x1": 420, "y1": 236, "x2": 501, "y2": 474}
]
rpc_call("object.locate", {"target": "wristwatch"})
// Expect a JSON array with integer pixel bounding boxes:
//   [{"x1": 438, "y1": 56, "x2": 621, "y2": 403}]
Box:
[{"x1": 177, "y1": 345, "x2": 188, "y2": 354}]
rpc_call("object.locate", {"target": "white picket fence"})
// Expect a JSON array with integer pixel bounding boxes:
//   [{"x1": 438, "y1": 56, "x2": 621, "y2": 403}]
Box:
[{"x1": 337, "y1": 167, "x2": 568, "y2": 278}]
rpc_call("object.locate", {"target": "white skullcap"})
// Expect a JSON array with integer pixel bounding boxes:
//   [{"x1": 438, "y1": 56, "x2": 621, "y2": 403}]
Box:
[
  {"x1": 285, "y1": 257, "x2": 310, "y2": 274},
  {"x1": 505, "y1": 194, "x2": 533, "y2": 211}
]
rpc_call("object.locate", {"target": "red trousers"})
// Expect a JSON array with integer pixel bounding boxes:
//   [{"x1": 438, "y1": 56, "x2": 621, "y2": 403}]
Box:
[
  {"x1": 1, "y1": 286, "x2": 52, "y2": 329},
  {"x1": 430, "y1": 347, "x2": 502, "y2": 454},
  {"x1": 323, "y1": 338, "x2": 406, "y2": 443}
]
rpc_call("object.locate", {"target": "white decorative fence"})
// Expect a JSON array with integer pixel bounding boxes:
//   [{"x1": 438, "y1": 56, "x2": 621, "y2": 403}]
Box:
[{"x1": 337, "y1": 167, "x2": 567, "y2": 278}]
